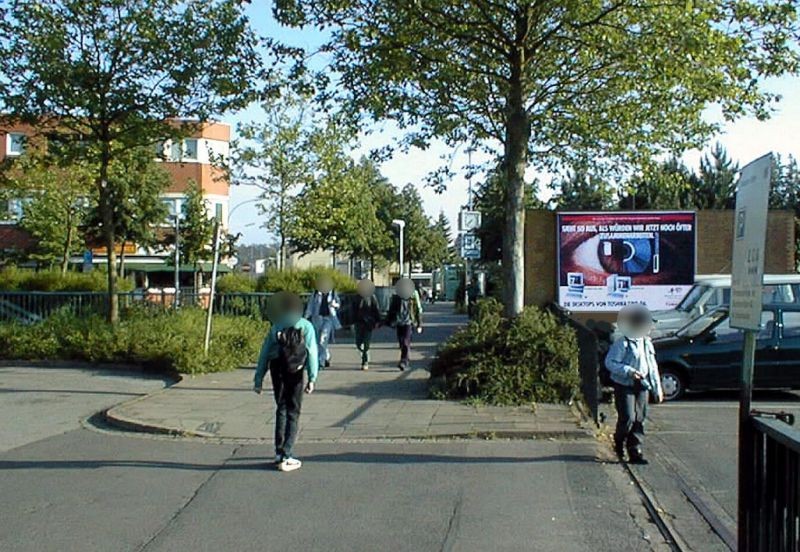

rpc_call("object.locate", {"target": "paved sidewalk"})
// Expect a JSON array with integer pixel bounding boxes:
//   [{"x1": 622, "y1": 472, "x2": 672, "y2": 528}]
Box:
[{"x1": 106, "y1": 303, "x2": 589, "y2": 441}]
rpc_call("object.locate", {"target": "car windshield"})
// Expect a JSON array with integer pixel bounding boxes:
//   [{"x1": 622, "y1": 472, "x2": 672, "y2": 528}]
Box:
[
  {"x1": 675, "y1": 309, "x2": 728, "y2": 338},
  {"x1": 676, "y1": 285, "x2": 710, "y2": 312}
]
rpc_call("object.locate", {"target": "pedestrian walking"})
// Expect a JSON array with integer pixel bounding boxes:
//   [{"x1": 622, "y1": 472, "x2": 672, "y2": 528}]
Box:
[
  {"x1": 304, "y1": 275, "x2": 341, "y2": 370},
  {"x1": 254, "y1": 292, "x2": 318, "y2": 472},
  {"x1": 354, "y1": 278, "x2": 382, "y2": 371},
  {"x1": 386, "y1": 277, "x2": 423, "y2": 371},
  {"x1": 604, "y1": 304, "x2": 664, "y2": 465}
]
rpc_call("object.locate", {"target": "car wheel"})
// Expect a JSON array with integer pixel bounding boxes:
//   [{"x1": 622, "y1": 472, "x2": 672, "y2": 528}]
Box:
[{"x1": 660, "y1": 367, "x2": 686, "y2": 401}]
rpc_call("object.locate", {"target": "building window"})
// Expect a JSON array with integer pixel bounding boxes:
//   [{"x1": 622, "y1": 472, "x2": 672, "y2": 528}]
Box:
[
  {"x1": 215, "y1": 203, "x2": 223, "y2": 221},
  {"x1": 183, "y1": 139, "x2": 198, "y2": 161},
  {"x1": 6, "y1": 133, "x2": 25, "y2": 156}
]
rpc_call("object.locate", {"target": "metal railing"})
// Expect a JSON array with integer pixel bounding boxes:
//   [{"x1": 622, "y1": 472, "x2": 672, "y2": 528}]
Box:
[
  {"x1": 743, "y1": 416, "x2": 800, "y2": 551},
  {"x1": 0, "y1": 289, "x2": 393, "y2": 324}
]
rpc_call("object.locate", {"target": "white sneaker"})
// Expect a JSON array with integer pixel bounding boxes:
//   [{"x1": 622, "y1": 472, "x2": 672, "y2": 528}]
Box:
[{"x1": 279, "y1": 457, "x2": 302, "y2": 472}]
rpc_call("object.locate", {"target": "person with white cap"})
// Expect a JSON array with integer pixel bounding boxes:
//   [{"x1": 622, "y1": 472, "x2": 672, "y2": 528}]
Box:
[{"x1": 605, "y1": 304, "x2": 664, "y2": 464}]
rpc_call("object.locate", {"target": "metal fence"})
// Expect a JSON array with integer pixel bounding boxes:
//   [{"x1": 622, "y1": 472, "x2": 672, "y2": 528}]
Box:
[
  {"x1": 0, "y1": 288, "x2": 393, "y2": 325},
  {"x1": 743, "y1": 416, "x2": 800, "y2": 551}
]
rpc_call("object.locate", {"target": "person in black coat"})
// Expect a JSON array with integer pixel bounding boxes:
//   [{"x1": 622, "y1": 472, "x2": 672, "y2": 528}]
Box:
[{"x1": 354, "y1": 279, "x2": 382, "y2": 371}]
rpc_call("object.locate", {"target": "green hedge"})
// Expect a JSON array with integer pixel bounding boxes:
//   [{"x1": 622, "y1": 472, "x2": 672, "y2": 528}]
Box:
[
  {"x1": 215, "y1": 272, "x2": 258, "y2": 293},
  {"x1": 0, "y1": 306, "x2": 267, "y2": 374},
  {"x1": 430, "y1": 298, "x2": 580, "y2": 405},
  {"x1": 0, "y1": 266, "x2": 134, "y2": 292},
  {"x1": 256, "y1": 267, "x2": 357, "y2": 294}
]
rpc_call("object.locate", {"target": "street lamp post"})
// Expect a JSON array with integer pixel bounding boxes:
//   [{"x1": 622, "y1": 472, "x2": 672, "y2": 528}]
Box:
[
  {"x1": 173, "y1": 208, "x2": 181, "y2": 309},
  {"x1": 392, "y1": 219, "x2": 406, "y2": 278}
]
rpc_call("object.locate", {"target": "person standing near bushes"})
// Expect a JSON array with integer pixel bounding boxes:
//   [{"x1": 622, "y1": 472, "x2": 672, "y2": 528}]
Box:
[
  {"x1": 254, "y1": 292, "x2": 318, "y2": 472},
  {"x1": 305, "y1": 275, "x2": 341, "y2": 370},
  {"x1": 605, "y1": 304, "x2": 664, "y2": 465},
  {"x1": 353, "y1": 278, "x2": 382, "y2": 371},
  {"x1": 386, "y1": 277, "x2": 423, "y2": 371}
]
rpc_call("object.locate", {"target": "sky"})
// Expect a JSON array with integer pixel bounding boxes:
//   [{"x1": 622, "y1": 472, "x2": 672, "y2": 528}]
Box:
[{"x1": 227, "y1": 5, "x2": 800, "y2": 245}]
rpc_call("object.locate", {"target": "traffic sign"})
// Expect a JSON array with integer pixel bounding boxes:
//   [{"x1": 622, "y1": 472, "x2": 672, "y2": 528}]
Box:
[
  {"x1": 460, "y1": 232, "x2": 481, "y2": 259},
  {"x1": 730, "y1": 154, "x2": 772, "y2": 331},
  {"x1": 459, "y1": 210, "x2": 482, "y2": 232}
]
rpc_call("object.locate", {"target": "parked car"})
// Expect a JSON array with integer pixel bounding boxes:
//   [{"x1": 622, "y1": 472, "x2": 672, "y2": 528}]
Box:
[
  {"x1": 654, "y1": 304, "x2": 800, "y2": 401},
  {"x1": 648, "y1": 274, "x2": 800, "y2": 338}
]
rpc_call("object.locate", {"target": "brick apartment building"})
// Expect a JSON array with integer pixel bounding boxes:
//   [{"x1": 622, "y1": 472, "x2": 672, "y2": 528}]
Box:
[{"x1": 0, "y1": 120, "x2": 231, "y2": 285}]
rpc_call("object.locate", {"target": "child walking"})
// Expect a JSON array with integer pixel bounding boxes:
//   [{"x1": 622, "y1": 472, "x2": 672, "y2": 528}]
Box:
[
  {"x1": 305, "y1": 275, "x2": 341, "y2": 370},
  {"x1": 354, "y1": 279, "x2": 382, "y2": 371},
  {"x1": 254, "y1": 292, "x2": 318, "y2": 472},
  {"x1": 386, "y1": 278, "x2": 423, "y2": 371}
]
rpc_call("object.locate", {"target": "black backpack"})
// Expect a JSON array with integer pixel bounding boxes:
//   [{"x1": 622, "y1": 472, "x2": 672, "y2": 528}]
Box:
[{"x1": 276, "y1": 327, "x2": 307, "y2": 374}]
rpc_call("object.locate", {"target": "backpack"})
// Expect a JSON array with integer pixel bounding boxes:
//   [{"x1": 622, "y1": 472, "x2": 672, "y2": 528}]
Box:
[{"x1": 276, "y1": 327, "x2": 307, "y2": 374}]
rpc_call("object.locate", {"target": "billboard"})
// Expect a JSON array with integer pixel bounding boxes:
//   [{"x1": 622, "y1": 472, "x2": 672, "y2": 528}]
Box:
[{"x1": 557, "y1": 212, "x2": 696, "y2": 312}]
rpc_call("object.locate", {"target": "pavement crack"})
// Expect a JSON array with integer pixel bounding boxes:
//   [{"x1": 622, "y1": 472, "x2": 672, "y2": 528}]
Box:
[
  {"x1": 136, "y1": 444, "x2": 242, "y2": 552},
  {"x1": 440, "y1": 490, "x2": 464, "y2": 552}
]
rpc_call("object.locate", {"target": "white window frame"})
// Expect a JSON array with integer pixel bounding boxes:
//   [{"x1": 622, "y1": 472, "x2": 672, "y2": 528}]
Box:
[{"x1": 6, "y1": 132, "x2": 25, "y2": 156}]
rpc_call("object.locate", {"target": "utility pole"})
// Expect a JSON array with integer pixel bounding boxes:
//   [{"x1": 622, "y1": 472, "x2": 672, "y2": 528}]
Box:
[
  {"x1": 173, "y1": 209, "x2": 181, "y2": 309},
  {"x1": 204, "y1": 219, "x2": 222, "y2": 355},
  {"x1": 464, "y1": 148, "x2": 473, "y2": 311}
]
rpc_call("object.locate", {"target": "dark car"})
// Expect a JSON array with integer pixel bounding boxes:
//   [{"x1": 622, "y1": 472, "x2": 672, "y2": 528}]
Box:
[{"x1": 654, "y1": 305, "x2": 800, "y2": 401}]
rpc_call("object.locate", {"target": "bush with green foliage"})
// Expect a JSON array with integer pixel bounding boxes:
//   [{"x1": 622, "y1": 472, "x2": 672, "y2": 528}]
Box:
[
  {"x1": 256, "y1": 266, "x2": 357, "y2": 294},
  {"x1": 430, "y1": 298, "x2": 580, "y2": 405},
  {"x1": 0, "y1": 266, "x2": 134, "y2": 292},
  {"x1": 215, "y1": 272, "x2": 258, "y2": 293},
  {"x1": 0, "y1": 306, "x2": 267, "y2": 374}
]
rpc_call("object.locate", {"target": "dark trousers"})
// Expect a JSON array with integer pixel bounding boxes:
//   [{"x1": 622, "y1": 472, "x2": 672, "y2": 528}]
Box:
[
  {"x1": 613, "y1": 383, "x2": 648, "y2": 454},
  {"x1": 397, "y1": 324, "x2": 413, "y2": 362},
  {"x1": 270, "y1": 364, "x2": 304, "y2": 459},
  {"x1": 355, "y1": 324, "x2": 373, "y2": 364}
]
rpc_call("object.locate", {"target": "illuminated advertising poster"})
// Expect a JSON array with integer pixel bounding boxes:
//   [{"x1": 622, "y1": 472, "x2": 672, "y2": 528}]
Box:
[{"x1": 557, "y1": 212, "x2": 696, "y2": 312}]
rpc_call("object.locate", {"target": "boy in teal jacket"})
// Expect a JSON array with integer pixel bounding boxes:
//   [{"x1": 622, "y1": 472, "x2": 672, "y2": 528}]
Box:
[{"x1": 254, "y1": 293, "x2": 318, "y2": 472}]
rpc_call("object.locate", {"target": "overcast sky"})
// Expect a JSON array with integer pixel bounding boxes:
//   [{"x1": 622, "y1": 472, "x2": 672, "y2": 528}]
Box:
[{"x1": 228, "y1": 5, "x2": 800, "y2": 245}]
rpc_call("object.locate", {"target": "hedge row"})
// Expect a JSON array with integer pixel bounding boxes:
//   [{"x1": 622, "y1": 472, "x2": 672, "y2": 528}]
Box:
[{"x1": 0, "y1": 306, "x2": 267, "y2": 374}]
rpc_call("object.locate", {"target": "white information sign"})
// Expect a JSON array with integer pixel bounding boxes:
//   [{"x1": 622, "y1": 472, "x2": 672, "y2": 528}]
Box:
[
  {"x1": 459, "y1": 210, "x2": 482, "y2": 232},
  {"x1": 730, "y1": 154, "x2": 772, "y2": 330}
]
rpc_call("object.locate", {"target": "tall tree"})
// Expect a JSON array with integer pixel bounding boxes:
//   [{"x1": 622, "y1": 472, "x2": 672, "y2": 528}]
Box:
[
  {"x1": 619, "y1": 158, "x2": 698, "y2": 210},
  {"x1": 420, "y1": 213, "x2": 454, "y2": 270},
  {"x1": 694, "y1": 143, "x2": 738, "y2": 209},
  {"x1": 85, "y1": 149, "x2": 171, "y2": 277},
  {"x1": 549, "y1": 168, "x2": 616, "y2": 211},
  {"x1": 1, "y1": 138, "x2": 93, "y2": 273},
  {"x1": 275, "y1": 0, "x2": 800, "y2": 316},
  {"x1": 473, "y1": 162, "x2": 541, "y2": 263},
  {"x1": 0, "y1": 0, "x2": 262, "y2": 322},
  {"x1": 179, "y1": 181, "x2": 216, "y2": 292},
  {"x1": 396, "y1": 184, "x2": 433, "y2": 272},
  {"x1": 234, "y1": 96, "x2": 311, "y2": 270}
]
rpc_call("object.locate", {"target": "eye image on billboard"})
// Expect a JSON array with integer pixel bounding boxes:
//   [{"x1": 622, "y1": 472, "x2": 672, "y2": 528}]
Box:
[{"x1": 557, "y1": 212, "x2": 696, "y2": 311}]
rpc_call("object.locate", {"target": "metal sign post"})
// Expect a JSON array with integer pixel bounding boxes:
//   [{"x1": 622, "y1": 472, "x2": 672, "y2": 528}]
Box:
[
  {"x1": 730, "y1": 154, "x2": 772, "y2": 551},
  {"x1": 204, "y1": 220, "x2": 222, "y2": 355}
]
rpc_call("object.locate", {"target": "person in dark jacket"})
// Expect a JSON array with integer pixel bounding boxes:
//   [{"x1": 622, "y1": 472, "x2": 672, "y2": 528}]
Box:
[
  {"x1": 385, "y1": 277, "x2": 422, "y2": 371},
  {"x1": 354, "y1": 279, "x2": 382, "y2": 371}
]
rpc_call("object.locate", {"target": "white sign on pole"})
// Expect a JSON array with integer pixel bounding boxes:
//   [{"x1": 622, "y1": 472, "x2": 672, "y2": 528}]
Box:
[
  {"x1": 730, "y1": 154, "x2": 772, "y2": 331},
  {"x1": 459, "y1": 210, "x2": 482, "y2": 232}
]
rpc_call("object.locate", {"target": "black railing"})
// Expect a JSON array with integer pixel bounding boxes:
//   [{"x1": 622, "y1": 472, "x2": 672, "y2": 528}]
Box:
[{"x1": 744, "y1": 416, "x2": 800, "y2": 551}]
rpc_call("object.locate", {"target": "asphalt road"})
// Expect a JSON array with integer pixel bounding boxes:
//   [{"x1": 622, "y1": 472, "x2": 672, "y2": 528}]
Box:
[
  {"x1": 0, "y1": 366, "x2": 669, "y2": 552},
  {"x1": 623, "y1": 389, "x2": 800, "y2": 551}
]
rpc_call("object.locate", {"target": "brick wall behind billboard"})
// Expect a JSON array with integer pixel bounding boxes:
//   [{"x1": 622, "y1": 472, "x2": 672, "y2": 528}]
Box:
[{"x1": 524, "y1": 209, "x2": 796, "y2": 308}]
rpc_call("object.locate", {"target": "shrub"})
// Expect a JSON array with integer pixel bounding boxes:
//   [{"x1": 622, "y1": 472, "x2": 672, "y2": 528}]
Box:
[
  {"x1": 0, "y1": 306, "x2": 267, "y2": 374},
  {"x1": 0, "y1": 266, "x2": 134, "y2": 292},
  {"x1": 430, "y1": 298, "x2": 580, "y2": 405},
  {"x1": 216, "y1": 273, "x2": 257, "y2": 293},
  {"x1": 256, "y1": 266, "x2": 357, "y2": 294}
]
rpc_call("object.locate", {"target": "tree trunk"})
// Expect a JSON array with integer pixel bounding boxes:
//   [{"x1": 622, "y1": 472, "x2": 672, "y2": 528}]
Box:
[
  {"x1": 502, "y1": 45, "x2": 530, "y2": 318},
  {"x1": 99, "y1": 149, "x2": 119, "y2": 324},
  {"x1": 279, "y1": 234, "x2": 286, "y2": 271},
  {"x1": 118, "y1": 241, "x2": 126, "y2": 279},
  {"x1": 60, "y1": 212, "x2": 73, "y2": 275},
  {"x1": 370, "y1": 253, "x2": 375, "y2": 281}
]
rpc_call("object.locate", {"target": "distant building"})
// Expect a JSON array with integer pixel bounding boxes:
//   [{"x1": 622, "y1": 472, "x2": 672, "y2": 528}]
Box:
[{"x1": 0, "y1": 120, "x2": 231, "y2": 285}]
